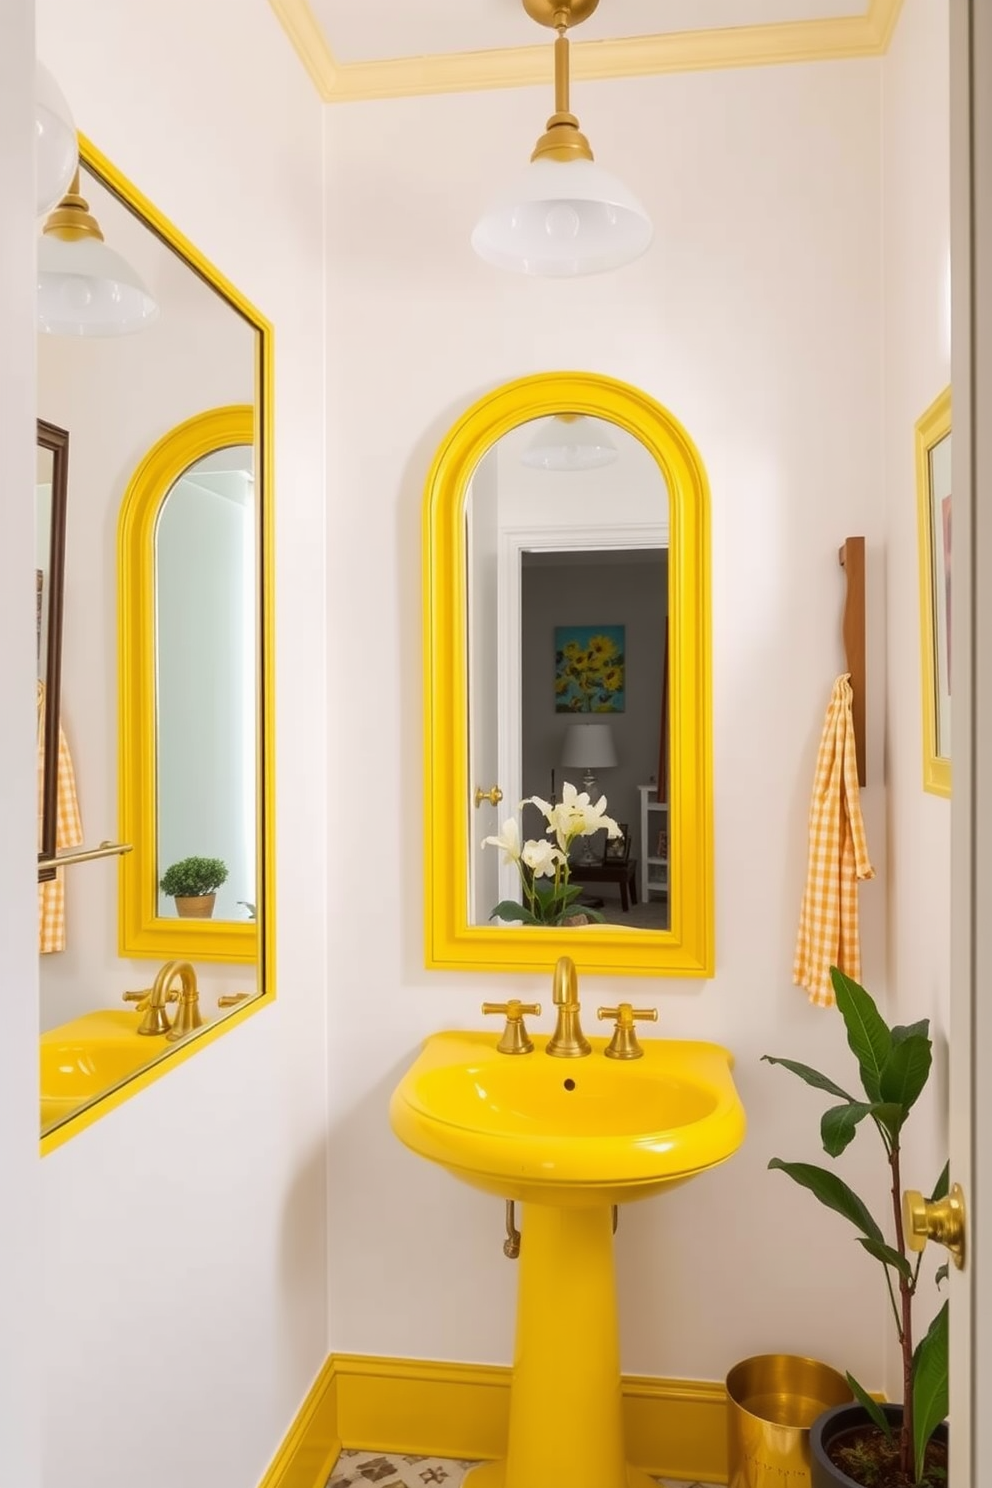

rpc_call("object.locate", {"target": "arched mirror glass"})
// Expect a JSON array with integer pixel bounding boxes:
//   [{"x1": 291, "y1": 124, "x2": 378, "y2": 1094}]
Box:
[{"x1": 424, "y1": 372, "x2": 713, "y2": 979}]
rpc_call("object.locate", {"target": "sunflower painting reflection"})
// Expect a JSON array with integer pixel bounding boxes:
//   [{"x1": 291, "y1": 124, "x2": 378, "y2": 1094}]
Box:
[{"x1": 554, "y1": 624, "x2": 626, "y2": 713}]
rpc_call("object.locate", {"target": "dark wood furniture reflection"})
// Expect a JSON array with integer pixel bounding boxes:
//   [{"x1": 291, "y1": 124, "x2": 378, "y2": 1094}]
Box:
[
  {"x1": 570, "y1": 825, "x2": 638, "y2": 912},
  {"x1": 37, "y1": 419, "x2": 69, "y2": 882}
]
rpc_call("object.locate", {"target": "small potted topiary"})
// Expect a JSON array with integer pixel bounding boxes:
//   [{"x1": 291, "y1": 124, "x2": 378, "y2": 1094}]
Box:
[
  {"x1": 763, "y1": 967, "x2": 949, "y2": 1488},
  {"x1": 160, "y1": 855, "x2": 228, "y2": 919}
]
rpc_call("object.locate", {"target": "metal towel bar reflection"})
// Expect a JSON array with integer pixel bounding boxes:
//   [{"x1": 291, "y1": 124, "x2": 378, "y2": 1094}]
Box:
[{"x1": 37, "y1": 839, "x2": 132, "y2": 876}]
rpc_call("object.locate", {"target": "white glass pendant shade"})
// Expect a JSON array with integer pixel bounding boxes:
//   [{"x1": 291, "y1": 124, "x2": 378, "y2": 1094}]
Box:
[
  {"x1": 35, "y1": 63, "x2": 78, "y2": 217},
  {"x1": 37, "y1": 235, "x2": 159, "y2": 337},
  {"x1": 521, "y1": 416, "x2": 619, "y2": 470},
  {"x1": 472, "y1": 156, "x2": 653, "y2": 277}
]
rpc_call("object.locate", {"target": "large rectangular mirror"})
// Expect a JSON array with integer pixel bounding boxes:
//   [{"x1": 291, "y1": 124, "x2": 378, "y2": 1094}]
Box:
[{"x1": 37, "y1": 137, "x2": 274, "y2": 1150}]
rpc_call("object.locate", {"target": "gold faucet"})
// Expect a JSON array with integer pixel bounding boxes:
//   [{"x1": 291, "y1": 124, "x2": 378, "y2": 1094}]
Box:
[
  {"x1": 132, "y1": 960, "x2": 203, "y2": 1040},
  {"x1": 546, "y1": 955, "x2": 591, "y2": 1058}
]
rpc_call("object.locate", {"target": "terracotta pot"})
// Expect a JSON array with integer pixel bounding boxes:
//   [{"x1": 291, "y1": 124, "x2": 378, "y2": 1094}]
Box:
[
  {"x1": 810, "y1": 1402, "x2": 948, "y2": 1488},
  {"x1": 174, "y1": 893, "x2": 216, "y2": 919}
]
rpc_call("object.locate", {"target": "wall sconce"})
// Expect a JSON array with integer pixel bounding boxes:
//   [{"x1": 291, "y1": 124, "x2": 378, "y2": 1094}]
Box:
[{"x1": 521, "y1": 414, "x2": 619, "y2": 471}]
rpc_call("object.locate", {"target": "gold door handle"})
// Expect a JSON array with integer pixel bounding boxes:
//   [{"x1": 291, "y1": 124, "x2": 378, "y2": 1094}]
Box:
[
  {"x1": 482, "y1": 999, "x2": 542, "y2": 1055},
  {"x1": 474, "y1": 785, "x2": 503, "y2": 809},
  {"x1": 903, "y1": 1183, "x2": 966, "y2": 1269}
]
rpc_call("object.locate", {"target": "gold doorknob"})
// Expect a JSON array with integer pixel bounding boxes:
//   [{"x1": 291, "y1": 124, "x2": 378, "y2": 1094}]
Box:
[
  {"x1": 474, "y1": 785, "x2": 503, "y2": 808},
  {"x1": 903, "y1": 1182, "x2": 966, "y2": 1270}
]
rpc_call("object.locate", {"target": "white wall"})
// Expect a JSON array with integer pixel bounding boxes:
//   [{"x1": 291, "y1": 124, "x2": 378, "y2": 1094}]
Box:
[
  {"x1": 0, "y1": 3, "x2": 42, "y2": 1482},
  {"x1": 880, "y1": 0, "x2": 953, "y2": 1393},
  {"x1": 325, "y1": 62, "x2": 892, "y2": 1384},
  {"x1": 33, "y1": 3, "x2": 328, "y2": 1485}
]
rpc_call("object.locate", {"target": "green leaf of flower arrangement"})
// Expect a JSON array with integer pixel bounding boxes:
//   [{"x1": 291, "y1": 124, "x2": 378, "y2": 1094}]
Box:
[
  {"x1": 820, "y1": 1102, "x2": 875, "y2": 1157},
  {"x1": 845, "y1": 1372, "x2": 893, "y2": 1441},
  {"x1": 878, "y1": 1034, "x2": 933, "y2": 1119},
  {"x1": 912, "y1": 1299, "x2": 949, "y2": 1484},
  {"x1": 831, "y1": 967, "x2": 893, "y2": 1101},
  {"x1": 490, "y1": 901, "x2": 541, "y2": 924},
  {"x1": 856, "y1": 1235, "x2": 913, "y2": 1279},
  {"x1": 761, "y1": 1056, "x2": 857, "y2": 1103},
  {"x1": 891, "y1": 1019, "x2": 931, "y2": 1044},
  {"x1": 767, "y1": 1159, "x2": 883, "y2": 1241},
  {"x1": 935, "y1": 1262, "x2": 950, "y2": 1289}
]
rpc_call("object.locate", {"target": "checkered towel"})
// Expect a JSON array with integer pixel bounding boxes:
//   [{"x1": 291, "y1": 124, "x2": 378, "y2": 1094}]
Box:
[
  {"x1": 38, "y1": 686, "x2": 83, "y2": 955},
  {"x1": 793, "y1": 674, "x2": 874, "y2": 1006}
]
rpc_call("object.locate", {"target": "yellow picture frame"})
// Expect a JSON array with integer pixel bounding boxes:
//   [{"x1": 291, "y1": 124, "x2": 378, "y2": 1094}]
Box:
[{"x1": 915, "y1": 386, "x2": 952, "y2": 798}]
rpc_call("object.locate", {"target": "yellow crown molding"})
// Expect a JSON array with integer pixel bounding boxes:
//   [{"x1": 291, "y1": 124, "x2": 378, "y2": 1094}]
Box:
[
  {"x1": 258, "y1": 1352, "x2": 730, "y2": 1487},
  {"x1": 270, "y1": 0, "x2": 904, "y2": 103}
]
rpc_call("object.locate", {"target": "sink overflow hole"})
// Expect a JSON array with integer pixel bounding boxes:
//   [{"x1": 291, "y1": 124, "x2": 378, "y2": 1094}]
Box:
[{"x1": 563, "y1": 1078, "x2": 576, "y2": 1091}]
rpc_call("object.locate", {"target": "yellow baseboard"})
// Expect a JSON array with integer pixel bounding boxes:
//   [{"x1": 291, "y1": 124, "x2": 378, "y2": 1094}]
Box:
[{"x1": 259, "y1": 1353, "x2": 728, "y2": 1488}]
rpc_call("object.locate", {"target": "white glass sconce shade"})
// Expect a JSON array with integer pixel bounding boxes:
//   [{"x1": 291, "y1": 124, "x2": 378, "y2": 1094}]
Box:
[
  {"x1": 521, "y1": 416, "x2": 619, "y2": 471},
  {"x1": 37, "y1": 235, "x2": 159, "y2": 337},
  {"x1": 472, "y1": 157, "x2": 653, "y2": 277},
  {"x1": 35, "y1": 63, "x2": 79, "y2": 217}
]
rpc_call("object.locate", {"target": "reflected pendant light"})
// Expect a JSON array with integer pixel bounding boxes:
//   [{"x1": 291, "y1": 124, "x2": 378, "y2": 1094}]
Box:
[
  {"x1": 37, "y1": 171, "x2": 159, "y2": 337},
  {"x1": 35, "y1": 62, "x2": 78, "y2": 218},
  {"x1": 472, "y1": 0, "x2": 652, "y2": 277},
  {"x1": 521, "y1": 413, "x2": 619, "y2": 470}
]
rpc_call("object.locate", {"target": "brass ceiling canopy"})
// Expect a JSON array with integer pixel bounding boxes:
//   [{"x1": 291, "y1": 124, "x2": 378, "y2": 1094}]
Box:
[{"x1": 523, "y1": 0, "x2": 600, "y2": 164}]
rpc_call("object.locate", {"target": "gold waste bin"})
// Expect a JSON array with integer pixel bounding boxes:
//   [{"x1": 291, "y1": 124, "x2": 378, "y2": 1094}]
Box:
[{"x1": 726, "y1": 1354, "x2": 853, "y2": 1488}]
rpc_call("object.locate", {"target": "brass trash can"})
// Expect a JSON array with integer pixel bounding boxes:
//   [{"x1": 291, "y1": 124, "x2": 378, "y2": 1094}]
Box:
[{"x1": 726, "y1": 1354, "x2": 853, "y2": 1488}]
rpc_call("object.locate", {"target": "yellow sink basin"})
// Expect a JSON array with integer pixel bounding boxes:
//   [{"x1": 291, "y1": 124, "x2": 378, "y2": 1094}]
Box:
[
  {"x1": 390, "y1": 1030, "x2": 746, "y2": 1206},
  {"x1": 40, "y1": 1010, "x2": 168, "y2": 1129}
]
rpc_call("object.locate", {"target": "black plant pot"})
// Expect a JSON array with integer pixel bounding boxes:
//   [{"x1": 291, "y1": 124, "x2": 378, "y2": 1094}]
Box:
[{"x1": 811, "y1": 1402, "x2": 949, "y2": 1487}]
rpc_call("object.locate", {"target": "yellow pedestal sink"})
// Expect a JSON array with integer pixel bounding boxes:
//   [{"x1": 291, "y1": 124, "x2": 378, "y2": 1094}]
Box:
[
  {"x1": 40, "y1": 1010, "x2": 168, "y2": 1131},
  {"x1": 390, "y1": 974, "x2": 746, "y2": 1488}
]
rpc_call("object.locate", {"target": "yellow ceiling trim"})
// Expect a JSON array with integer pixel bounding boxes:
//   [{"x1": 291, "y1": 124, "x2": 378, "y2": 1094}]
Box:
[{"x1": 270, "y1": 0, "x2": 904, "y2": 103}]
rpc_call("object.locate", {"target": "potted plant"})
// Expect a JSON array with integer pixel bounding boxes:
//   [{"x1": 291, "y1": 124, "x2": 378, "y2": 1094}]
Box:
[
  {"x1": 763, "y1": 967, "x2": 949, "y2": 1488},
  {"x1": 160, "y1": 855, "x2": 228, "y2": 918},
  {"x1": 482, "y1": 782, "x2": 622, "y2": 925}
]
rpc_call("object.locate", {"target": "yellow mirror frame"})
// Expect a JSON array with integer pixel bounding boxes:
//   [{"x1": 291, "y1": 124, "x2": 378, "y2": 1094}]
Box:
[
  {"x1": 118, "y1": 404, "x2": 269, "y2": 963},
  {"x1": 914, "y1": 385, "x2": 952, "y2": 799},
  {"x1": 424, "y1": 371, "x2": 714, "y2": 979}
]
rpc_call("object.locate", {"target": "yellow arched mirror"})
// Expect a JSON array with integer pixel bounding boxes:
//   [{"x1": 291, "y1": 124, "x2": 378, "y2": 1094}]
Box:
[
  {"x1": 118, "y1": 404, "x2": 264, "y2": 963},
  {"x1": 424, "y1": 371, "x2": 714, "y2": 979}
]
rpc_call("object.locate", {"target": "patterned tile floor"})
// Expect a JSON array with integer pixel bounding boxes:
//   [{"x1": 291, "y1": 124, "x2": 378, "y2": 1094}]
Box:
[{"x1": 327, "y1": 1448, "x2": 705, "y2": 1488}]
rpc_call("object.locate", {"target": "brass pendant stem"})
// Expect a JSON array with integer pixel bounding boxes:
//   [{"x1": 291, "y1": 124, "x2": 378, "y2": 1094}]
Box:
[
  {"x1": 554, "y1": 30, "x2": 570, "y2": 115},
  {"x1": 530, "y1": 23, "x2": 594, "y2": 162},
  {"x1": 42, "y1": 169, "x2": 106, "y2": 244}
]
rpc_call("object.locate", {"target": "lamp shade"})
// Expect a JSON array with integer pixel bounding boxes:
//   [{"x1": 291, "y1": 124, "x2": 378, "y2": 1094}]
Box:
[
  {"x1": 521, "y1": 415, "x2": 619, "y2": 471},
  {"x1": 37, "y1": 231, "x2": 158, "y2": 337},
  {"x1": 561, "y1": 721, "x2": 619, "y2": 770},
  {"x1": 35, "y1": 63, "x2": 78, "y2": 217},
  {"x1": 472, "y1": 156, "x2": 653, "y2": 277}
]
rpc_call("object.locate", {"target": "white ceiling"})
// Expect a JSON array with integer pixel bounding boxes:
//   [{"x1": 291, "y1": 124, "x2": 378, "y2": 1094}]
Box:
[
  {"x1": 312, "y1": 0, "x2": 866, "y2": 67},
  {"x1": 268, "y1": 0, "x2": 899, "y2": 101}
]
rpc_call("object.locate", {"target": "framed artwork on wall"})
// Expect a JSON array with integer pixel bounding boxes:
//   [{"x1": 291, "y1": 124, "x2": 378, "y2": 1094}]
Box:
[
  {"x1": 915, "y1": 386, "x2": 952, "y2": 798},
  {"x1": 554, "y1": 624, "x2": 626, "y2": 713}
]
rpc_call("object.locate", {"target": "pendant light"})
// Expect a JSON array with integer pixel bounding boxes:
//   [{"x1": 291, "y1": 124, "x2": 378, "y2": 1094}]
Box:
[
  {"x1": 35, "y1": 63, "x2": 78, "y2": 218},
  {"x1": 37, "y1": 171, "x2": 158, "y2": 337},
  {"x1": 472, "y1": 0, "x2": 652, "y2": 277},
  {"x1": 521, "y1": 413, "x2": 619, "y2": 470}
]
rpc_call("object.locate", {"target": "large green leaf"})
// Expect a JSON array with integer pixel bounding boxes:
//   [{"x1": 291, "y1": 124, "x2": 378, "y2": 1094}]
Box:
[
  {"x1": 846, "y1": 1372, "x2": 893, "y2": 1441},
  {"x1": 821, "y1": 1101, "x2": 874, "y2": 1157},
  {"x1": 761, "y1": 1056, "x2": 857, "y2": 1103},
  {"x1": 912, "y1": 1300, "x2": 949, "y2": 1483},
  {"x1": 856, "y1": 1235, "x2": 913, "y2": 1279},
  {"x1": 831, "y1": 968, "x2": 893, "y2": 1101},
  {"x1": 767, "y1": 1159, "x2": 883, "y2": 1241},
  {"x1": 891, "y1": 1019, "x2": 931, "y2": 1045},
  {"x1": 879, "y1": 1034, "x2": 933, "y2": 1117},
  {"x1": 930, "y1": 1161, "x2": 950, "y2": 1203}
]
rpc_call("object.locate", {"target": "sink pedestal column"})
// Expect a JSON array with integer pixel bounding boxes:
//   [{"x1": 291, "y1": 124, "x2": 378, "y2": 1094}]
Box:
[{"x1": 466, "y1": 1202, "x2": 655, "y2": 1488}]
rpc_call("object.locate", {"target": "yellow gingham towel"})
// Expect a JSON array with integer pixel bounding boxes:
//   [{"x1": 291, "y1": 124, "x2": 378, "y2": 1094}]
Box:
[
  {"x1": 794, "y1": 674, "x2": 874, "y2": 1006},
  {"x1": 38, "y1": 686, "x2": 83, "y2": 955}
]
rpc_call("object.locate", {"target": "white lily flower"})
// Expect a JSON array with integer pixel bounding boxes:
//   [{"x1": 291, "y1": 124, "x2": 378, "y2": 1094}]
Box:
[
  {"x1": 520, "y1": 838, "x2": 566, "y2": 879},
  {"x1": 481, "y1": 818, "x2": 522, "y2": 863}
]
